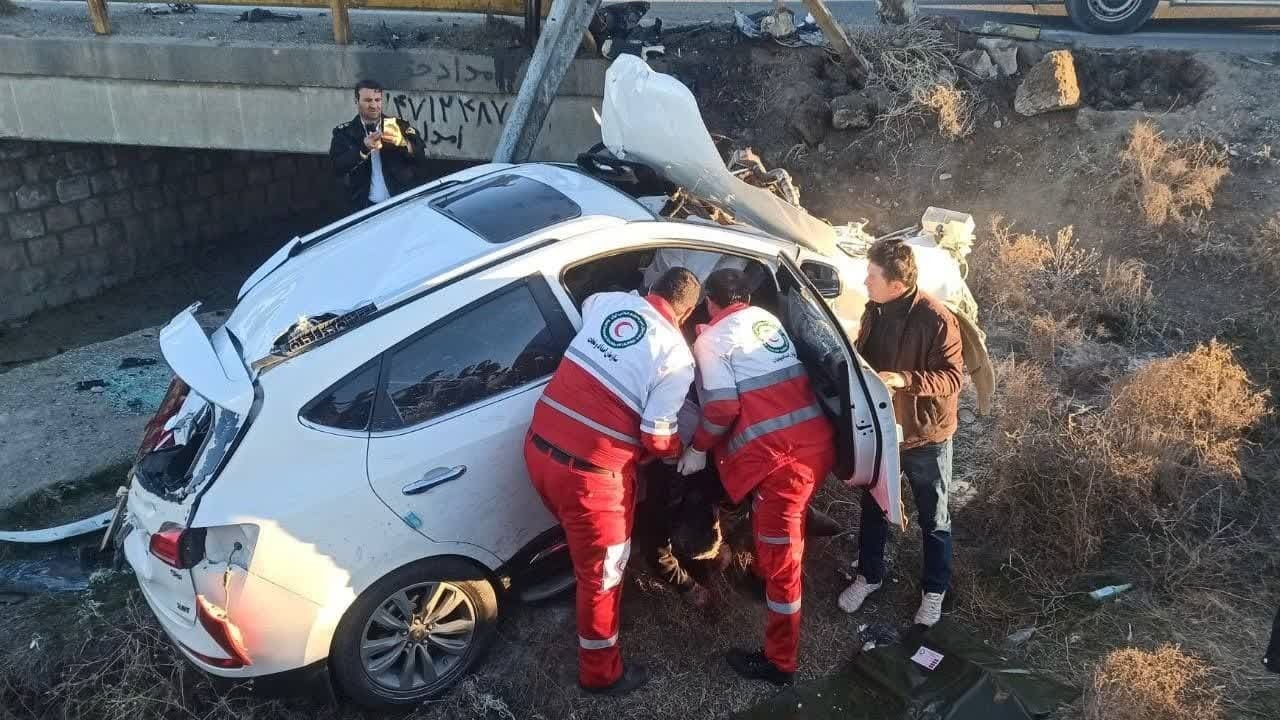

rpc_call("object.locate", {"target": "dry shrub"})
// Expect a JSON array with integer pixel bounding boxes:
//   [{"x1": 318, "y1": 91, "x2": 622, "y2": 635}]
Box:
[
  {"x1": 971, "y1": 219, "x2": 1100, "y2": 331},
  {"x1": 1084, "y1": 646, "x2": 1222, "y2": 720},
  {"x1": 1027, "y1": 313, "x2": 1083, "y2": 365},
  {"x1": 1098, "y1": 258, "x2": 1154, "y2": 340},
  {"x1": 982, "y1": 343, "x2": 1268, "y2": 579},
  {"x1": 1120, "y1": 121, "x2": 1229, "y2": 227},
  {"x1": 1107, "y1": 340, "x2": 1267, "y2": 496},
  {"x1": 848, "y1": 18, "x2": 971, "y2": 144},
  {"x1": 914, "y1": 83, "x2": 975, "y2": 139}
]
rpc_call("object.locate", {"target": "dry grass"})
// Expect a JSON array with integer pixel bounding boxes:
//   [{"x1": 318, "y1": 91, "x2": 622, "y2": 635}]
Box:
[
  {"x1": 1028, "y1": 313, "x2": 1084, "y2": 365},
  {"x1": 1098, "y1": 259, "x2": 1155, "y2": 341},
  {"x1": 981, "y1": 342, "x2": 1268, "y2": 581},
  {"x1": 1120, "y1": 121, "x2": 1230, "y2": 228},
  {"x1": 1107, "y1": 340, "x2": 1267, "y2": 496},
  {"x1": 914, "y1": 84, "x2": 975, "y2": 139},
  {"x1": 971, "y1": 219, "x2": 1102, "y2": 334},
  {"x1": 1084, "y1": 646, "x2": 1222, "y2": 720},
  {"x1": 1246, "y1": 212, "x2": 1280, "y2": 277}
]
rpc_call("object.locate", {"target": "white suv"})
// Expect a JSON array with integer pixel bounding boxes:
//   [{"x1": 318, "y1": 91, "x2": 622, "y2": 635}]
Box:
[{"x1": 114, "y1": 58, "x2": 912, "y2": 709}]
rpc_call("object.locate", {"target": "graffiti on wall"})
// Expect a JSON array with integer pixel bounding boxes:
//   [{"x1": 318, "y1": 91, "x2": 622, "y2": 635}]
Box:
[{"x1": 389, "y1": 92, "x2": 512, "y2": 154}]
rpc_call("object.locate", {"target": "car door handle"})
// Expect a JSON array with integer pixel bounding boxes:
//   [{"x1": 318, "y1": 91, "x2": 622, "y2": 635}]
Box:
[{"x1": 402, "y1": 465, "x2": 467, "y2": 495}]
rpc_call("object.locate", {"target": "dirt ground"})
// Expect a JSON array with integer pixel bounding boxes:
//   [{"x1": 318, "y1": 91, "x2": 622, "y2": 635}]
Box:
[{"x1": 3, "y1": 20, "x2": 1280, "y2": 720}]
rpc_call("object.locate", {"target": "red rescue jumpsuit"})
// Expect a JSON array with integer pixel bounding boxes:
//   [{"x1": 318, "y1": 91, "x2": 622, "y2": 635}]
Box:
[
  {"x1": 690, "y1": 303, "x2": 835, "y2": 673},
  {"x1": 525, "y1": 291, "x2": 694, "y2": 689}
]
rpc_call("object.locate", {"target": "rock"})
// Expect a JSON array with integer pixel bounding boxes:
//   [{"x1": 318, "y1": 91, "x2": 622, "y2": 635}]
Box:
[
  {"x1": 828, "y1": 79, "x2": 853, "y2": 98},
  {"x1": 993, "y1": 120, "x2": 1003, "y2": 129},
  {"x1": 957, "y1": 49, "x2": 997, "y2": 80},
  {"x1": 866, "y1": 87, "x2": 895, "y2": 114},
  {"x1": 989, "y1": 47, "x2": 1019, "y2": 77},
  {"x1": 1016, "y1": 41, "x2": 1045, "y2": 70},
  {"x1": 958, "y1": 407, "x2": 977, "y2": 424},
  {"x1": 830, "y1": 93, "x2": 877, "y2": 130},
  {"x1": 977, "y1": 37, "x2": 1015, "y2": 53},
  {"x1": 1014, "y1": 50, "x2": 1081, "y2": 116},
  {"x1": 788, "y1": 95, "x2": 831, "y2": 146}
]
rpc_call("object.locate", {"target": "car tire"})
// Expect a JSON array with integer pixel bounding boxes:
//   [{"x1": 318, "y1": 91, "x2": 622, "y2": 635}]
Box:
[
  {"x1": 330, "y1": 557, "x2": 499, "y2": 710},
  {"x1": 1065, "y1": 0, "x2": 1158, "y2": 34}
]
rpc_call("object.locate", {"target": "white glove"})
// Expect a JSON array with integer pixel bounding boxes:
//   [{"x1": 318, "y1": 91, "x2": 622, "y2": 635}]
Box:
[{"x1": 677, "y1": 447, "x2": 707, "y2": 476}]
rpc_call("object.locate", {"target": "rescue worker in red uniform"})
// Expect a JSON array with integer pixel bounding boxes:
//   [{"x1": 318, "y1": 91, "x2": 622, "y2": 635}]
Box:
[
  {"x1": 524, "y1": 267, "x2": 702, "y2": 696},
  {"x1": 678, "y1": 267, "x2": 835, "y2": 685}
]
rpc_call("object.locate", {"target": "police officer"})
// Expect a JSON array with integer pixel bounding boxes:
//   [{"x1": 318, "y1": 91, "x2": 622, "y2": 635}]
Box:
[
  {"x1": 328, "y1": 79, "x2": 427, "y2": 212},
  {"x1": 524, "y1": 267, "x2": 702, "y2": 696},
  {"x1": 678, "y1": 267, "x2": 835, "y2": 685}
]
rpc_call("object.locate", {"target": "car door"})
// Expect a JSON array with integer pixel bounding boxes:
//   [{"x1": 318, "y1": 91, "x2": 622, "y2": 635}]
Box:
[
  {"x1": 775, "y1": 252, "x2": 904, "y2": 527},
  {"x1": 363, "y1": 274, "x2": 574, "y2": 562}
]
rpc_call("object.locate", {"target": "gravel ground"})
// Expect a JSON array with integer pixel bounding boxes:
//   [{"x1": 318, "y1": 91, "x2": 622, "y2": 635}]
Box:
[{"x1": 0, "y1": 0, "x2": 526, "y2": 49}]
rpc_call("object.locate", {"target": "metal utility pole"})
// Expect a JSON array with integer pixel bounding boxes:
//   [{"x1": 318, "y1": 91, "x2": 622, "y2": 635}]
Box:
[{"x1": 493, "y1": 0, "x2": 602, "y2": 163}]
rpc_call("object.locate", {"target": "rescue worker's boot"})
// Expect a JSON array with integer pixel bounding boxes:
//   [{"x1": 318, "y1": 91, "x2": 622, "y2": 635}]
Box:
[
  {"x1": 581, "y1": 664, "x2": 651, "y2": 696},
  {"x1": 726, "y1": 648, "x2": 793, "y2": 686}
]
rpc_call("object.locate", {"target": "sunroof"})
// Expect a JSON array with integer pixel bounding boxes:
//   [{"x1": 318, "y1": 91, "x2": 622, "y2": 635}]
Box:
[{"x1": 429, "y1": 174, "x2": 583, "y2": 244}]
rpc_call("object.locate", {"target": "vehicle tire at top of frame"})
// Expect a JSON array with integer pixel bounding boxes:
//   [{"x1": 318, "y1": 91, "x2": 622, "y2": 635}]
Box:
[{"x1": 1065, "y1": 0, "x2": 1159, "y2": 34}]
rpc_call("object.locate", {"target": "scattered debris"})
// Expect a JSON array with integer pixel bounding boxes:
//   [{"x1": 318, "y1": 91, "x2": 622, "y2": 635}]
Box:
[
  {"x1": 141, "y1": 3, "x2": 197, "y2": 15},
  {"x1": 0, "y1": 510, "x2": 115, "y2": 544},
  {"x1": 76, "y1": 379, "x2": 107, "y2": 392},
  {"x1": 1015, "y1": 50, "x2": 1081, "y2": 117},
  {"x1": 235, "y1": 8, "x2": 302, "y2": 23},
  {"x1": 727, "y1": 148, "x2": 802, "y2": 206},
  {"x1": 1089, "y1": 582, "x2": 1134, "y2": 602},
  {"x1": 858, "y1": 622, "x2": 901, "y2": 651},
  {"x1": 830, "y1": 93, "x2": 877, "y2": 131},
  {"x1": 589, "y1": 1, "x2": 664, "y2": 60},
  {"x1": 117, "y1": 357, "x2": 158, "y2": 370},
  {"x1": 939, "y1": 173, "x2": 953, "y2": 181},
  {"x1": 1005, "y1": 626, "x2": 1037, "y2": 647},
  {"x1": 975, "y1": 20, "x2": 1040, "y2": 41},
  {"x1": 0, "y1": 557, "x2": 93, "y2": 594},
  {"x1": 732, "y1": 9, "x2": 825, "y2": 48}
]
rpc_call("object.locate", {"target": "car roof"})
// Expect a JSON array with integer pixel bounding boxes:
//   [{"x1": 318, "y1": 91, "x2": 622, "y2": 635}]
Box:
[{"x1": 226, "y1": 164, "x2": 654, "y2": 364}]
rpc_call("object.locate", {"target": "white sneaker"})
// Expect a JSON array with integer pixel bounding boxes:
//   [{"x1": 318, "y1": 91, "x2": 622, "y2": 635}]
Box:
[
  {"x1": 837, "y1": 576, "x2": 882, "y2": 614},
  {"x1": 914, "y1": 592, "x2": 945, "y2": 627}
]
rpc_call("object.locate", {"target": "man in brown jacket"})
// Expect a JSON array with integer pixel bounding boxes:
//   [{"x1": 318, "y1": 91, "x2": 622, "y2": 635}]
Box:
[{"x1": 838, "y1": 237, "x2": 964, "y2": 627}]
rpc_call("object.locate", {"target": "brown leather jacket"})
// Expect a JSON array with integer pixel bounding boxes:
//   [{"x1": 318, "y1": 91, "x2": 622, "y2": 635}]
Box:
[{"x1": 856, "y1": 289, "x2": 964, "y2": 449}]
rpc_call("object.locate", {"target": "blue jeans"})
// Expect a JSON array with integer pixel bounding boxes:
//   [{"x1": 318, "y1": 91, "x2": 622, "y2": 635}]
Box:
[{"x1": 858, "y1": 439, "x2": 953, "y2": 594}]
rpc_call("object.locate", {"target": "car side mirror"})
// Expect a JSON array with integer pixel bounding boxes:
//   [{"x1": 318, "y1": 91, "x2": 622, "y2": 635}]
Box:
[{"x1": 801, "y1": 261, "x2": 842, "y2": 299}]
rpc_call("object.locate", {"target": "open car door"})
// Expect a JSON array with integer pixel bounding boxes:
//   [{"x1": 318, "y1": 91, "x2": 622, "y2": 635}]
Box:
[{"x1": 775, "y1": 252, "x2": 903, "y2": 527}]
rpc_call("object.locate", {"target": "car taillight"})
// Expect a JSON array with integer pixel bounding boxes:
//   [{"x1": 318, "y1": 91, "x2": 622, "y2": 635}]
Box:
[
  {"x1": 195, "y1": 595, "x2": 253, "y2": 667},
  {"x1": 148, "y1": 525, "x2": 206, "y2": 569},
  {"x1": 136, "y1": 377, "x2": 190, "y2": 462}
]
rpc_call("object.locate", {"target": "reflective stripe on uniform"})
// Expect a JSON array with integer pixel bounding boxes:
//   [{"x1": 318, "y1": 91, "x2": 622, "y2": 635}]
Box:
[
  {"x1": 727, "y1": 404, "x2": 824, "y2": 456},
  {"x1": 736, "y1": 364, "x2": 807, "y2": 393},
  {"x1": 565, "y1": 346, "x2": 643, "y2": 412},
  {"x1": 767, "y1": 597, "x2": 802, "y2": 614},
  {"x1": 641, "y1": 418, "x2": 676, "y2": 436},
  {"x1": 757, "y1": 534, "x2": 791, "y2": 545},
  {"x1": 540, "y1": 396, "x2": 640, "y2": 446},
  {"x1": 701, "y1": 386, "x2": 739, "y2": 403},
  {"x1": 579, "y1": 634, "x2": 619, "y2": 650},
  {"x1": 601, "y1": 539, "x2": 632, "y2": 592},
  {"x1": 700, "y1": 417, "x2": 730, "y2": 437}
]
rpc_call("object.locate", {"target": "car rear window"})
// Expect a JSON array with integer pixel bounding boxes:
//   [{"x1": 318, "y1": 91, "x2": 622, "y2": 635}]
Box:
[{"x1": 429, "y1": 174, "x2": 581, "y2": 244}]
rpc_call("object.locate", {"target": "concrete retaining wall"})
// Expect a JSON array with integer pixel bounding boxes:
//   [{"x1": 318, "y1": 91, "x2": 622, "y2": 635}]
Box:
[
  {"x1": 0, "y1": 139, "x2": 341, "y2": 322},
  {"x1": 0, "y1": 36, "x2": 606, "y2": 161}
]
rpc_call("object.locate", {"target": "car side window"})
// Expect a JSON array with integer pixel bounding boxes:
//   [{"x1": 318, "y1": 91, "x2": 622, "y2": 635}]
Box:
[
  {"x1": 374, "y1": 283, "x2": 567, "y2": 431},
  {"x1": 302, "y1": 358, "x2": 380, "y2": 431}
]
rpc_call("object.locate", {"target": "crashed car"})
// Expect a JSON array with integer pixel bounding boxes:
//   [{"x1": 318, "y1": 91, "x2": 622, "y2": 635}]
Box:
[{"x1": 111, "y1": 55, "x2": 987, "y2": 708}]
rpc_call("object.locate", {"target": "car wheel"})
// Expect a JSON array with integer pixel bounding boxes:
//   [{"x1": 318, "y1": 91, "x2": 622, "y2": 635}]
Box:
[
  {"x1": 330, "y1": 557, "x2": 498, "y2": 709},
  {"x1": 1065, "y1": 0, "x2": 1158, "y2": 34}
]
